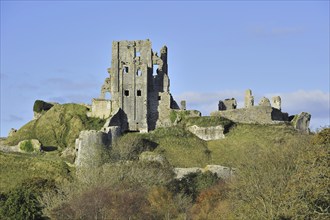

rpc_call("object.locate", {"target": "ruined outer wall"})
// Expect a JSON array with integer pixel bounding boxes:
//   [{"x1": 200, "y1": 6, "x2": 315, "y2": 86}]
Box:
[
  {"x1": 88, "y1": 99, "x2": 112, "y2": 119},
  {"x1": 210, "y1": 106, "x2": 289, "y2": 124}
]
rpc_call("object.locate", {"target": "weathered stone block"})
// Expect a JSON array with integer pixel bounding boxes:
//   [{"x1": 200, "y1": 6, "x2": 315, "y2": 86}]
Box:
[
  {"x1": 291, "y1": 112, "x2": 311, "y2": 133},
  {"x1": 258, "y1": 97, "x2": 271, "y2": 107},
  {"x1": 187, "y1": 125, "x2": 225, "y2": 141}
]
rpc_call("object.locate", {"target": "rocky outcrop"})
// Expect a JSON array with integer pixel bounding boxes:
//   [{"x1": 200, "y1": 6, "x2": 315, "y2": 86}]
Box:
[
  {"x1": 187, "y1": 125, "x2": 225, "y2": 141},
  {"x1": 292, "y1": 112, "x2": 311, "y2": 133},
  {"x1": 173, "y1": 165, "x2": 234, "y2": 179},
  {"x1": 139, "y1": 151, "x2": 168, "y2": 165}
]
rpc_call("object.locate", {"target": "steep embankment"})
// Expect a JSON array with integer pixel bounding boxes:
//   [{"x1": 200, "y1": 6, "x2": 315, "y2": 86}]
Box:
[{"x1": 5, "y1": 103, "x2": 105, "y2": 149}]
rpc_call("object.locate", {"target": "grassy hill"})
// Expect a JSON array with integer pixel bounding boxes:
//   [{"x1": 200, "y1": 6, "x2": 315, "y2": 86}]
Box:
[
  {"x1": 1, "y1": 111, "x2": 328, "y2": 219},
  {"x1": 5, "y1": 103, "x2": 105, "y2": 149}
]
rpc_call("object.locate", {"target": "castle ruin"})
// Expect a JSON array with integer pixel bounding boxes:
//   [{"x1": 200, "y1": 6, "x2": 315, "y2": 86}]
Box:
[
  {"x1": 88, "y1": 39, "x2": 179, "y2": 133},
  {"x1": 75, "y1": 39, "x2": 311, "y2": 167}
]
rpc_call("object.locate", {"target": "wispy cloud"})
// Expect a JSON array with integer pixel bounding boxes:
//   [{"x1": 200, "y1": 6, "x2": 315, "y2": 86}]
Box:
[{"x1": 4, "y1": 115, "x2": 24, "y2": 122}]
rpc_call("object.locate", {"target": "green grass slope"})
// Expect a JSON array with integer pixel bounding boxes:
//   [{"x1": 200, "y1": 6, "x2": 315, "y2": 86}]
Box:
[
  {"x1": 138, "y1": 122, "x2": 307, "y2": 168},
  {"x1": 0, "y1": 152, "x2": 73, "y2": 193},
  {"x1": 5, "y1": 103, "x2": 105, "y2": 149}
]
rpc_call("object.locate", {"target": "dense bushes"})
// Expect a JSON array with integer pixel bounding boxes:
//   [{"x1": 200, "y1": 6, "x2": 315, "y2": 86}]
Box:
[
  {"x1": 0, "y1": 178, "x2": 56, "y2": 220},
  {"x1": 33, "y1": 100, "x2": 54, "y2": 113}
]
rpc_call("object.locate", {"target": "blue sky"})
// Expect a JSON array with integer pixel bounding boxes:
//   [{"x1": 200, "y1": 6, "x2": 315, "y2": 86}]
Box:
[{"x1": 1, "y1": 1, "x2": 329, "y2": 136}]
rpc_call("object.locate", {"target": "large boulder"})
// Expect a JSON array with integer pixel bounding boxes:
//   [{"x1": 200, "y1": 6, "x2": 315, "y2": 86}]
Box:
[
  {"x1": 139, "y1": 151, "x2": 168, "y2": 165},
  {"x1": 292, "y1": 112, "x2": 311, "y2": 133},
  {"x1": 187, "y1": 125, "x2": 225, "y2": 141}
]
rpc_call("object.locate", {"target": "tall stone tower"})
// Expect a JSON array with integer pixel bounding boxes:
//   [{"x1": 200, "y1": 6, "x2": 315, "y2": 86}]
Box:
[{"x1": 89, "y1": 39, "x2": 179, "y2": 132}]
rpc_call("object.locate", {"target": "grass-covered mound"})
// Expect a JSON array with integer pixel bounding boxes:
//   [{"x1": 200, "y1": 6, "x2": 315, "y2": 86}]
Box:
[
  {"x1": 0, "y1": 152, "x2": 72, "y2": 193},
  {"x1": 143, "y1": 126, "x2": 211, "y2": 167},
  {"x1": 207, "y1": 123, "x2": 308, "y2": 167},
  {"x1": 5, "y1": 103, "x2": 105, "y2": 149}
]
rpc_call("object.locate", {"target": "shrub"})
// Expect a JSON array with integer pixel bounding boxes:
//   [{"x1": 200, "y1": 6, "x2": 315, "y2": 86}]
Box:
[
  {"x1": 111, "y1": 133, "x2": 157, "y2": 161},
  {"x1": 19, "y1": 140, "x2": 34, "y2": 152},
  {"x1": 0, "y1": 178, "x2": 54, "y2": 220},
  {"x1": 168, "y1": 171, "x2": 220, "y2": 202},
  {"x1": 312, "y1": 127, "x2": 330, "y2": 145},
  {"x1": 33, "y1": 100, "x2": 54, "y2": 113}
]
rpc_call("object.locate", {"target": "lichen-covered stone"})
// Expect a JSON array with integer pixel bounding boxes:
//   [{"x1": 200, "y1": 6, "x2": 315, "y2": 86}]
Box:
[
  {"x1": 258, "y1": 97, "x2": 271, "y2": 107},
  {"x1": 291, "y1": 112, "x2": 311, "y2": 133},
  {"x1": 139, "y1": 151, "x2": 168, "y2": 165},
  {"x1": 244, "y1": 89, "x2": 254, "y2": 108},
  {"x1": 75, "y1": 130, "x2": 111, "y2": 167},
  {"x1": 173, "y1": 165, "x2": 234, "y2": 179},
  {"x1": 211, "y1": 106, "x2": 289, "y2": 124},
  {"x1": 272, "y1": 96, "x2": 281, "y2": 110}
]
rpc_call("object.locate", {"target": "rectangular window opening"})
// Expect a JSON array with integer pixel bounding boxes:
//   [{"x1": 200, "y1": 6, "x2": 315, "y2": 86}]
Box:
[
  {"x1": 153, "y1": 65, "x2": 158, "y2": 76},
  {"x1": 137, "y1": 69, "x2": 142, "y2": 76},
  {"x1": 136, "y1": 51, "x2": 141, "y2": 57},
  {"x1": 137, "y1": 90, "x2": 142, "y2": 96},
  {"x1": 123, "y1": 66, "x2": 129, "y2": 74},
  {"x1": 158, "y1": 96, "x2": 161, "y2": 100},
  {"x1": 124, "y1": 90, "x2": 129, "y2": 96}
]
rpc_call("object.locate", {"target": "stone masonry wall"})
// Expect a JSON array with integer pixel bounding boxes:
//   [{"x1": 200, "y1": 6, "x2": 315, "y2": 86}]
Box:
[{"x1": 211, "y1": 106, "x2": 289, "y2": 124}]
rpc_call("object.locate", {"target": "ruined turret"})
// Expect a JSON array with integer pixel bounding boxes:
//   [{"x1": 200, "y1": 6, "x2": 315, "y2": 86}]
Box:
[{"x1": 88, "y1": 39, "x2": 179, "y2": 132}]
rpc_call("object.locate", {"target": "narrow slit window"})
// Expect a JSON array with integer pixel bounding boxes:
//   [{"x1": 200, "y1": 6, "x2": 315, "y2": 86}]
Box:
[
  {"x1": 158, "y1": 96, "x2": 161, "y2": 100},
  {"x1": 153, "y1": 65, "x2": 158, "y2": 76},
  {"x1": 137, "y1": 90, "x2": 141, "y2": 96},
  {"x1": 123, "y1": 66, "x2": 129, "y2": 74},
  {"x1": 124, "y1": 90, "x2": 129, "y2": 96},
  {"x1": 137, "y1": 69, "x2": 142, "y2": 76}
]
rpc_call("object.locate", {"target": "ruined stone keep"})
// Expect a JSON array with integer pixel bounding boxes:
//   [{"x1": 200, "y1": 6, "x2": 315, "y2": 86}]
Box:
[{"x1": 89, "y1": 39, "x2": 178, "y2": 132}]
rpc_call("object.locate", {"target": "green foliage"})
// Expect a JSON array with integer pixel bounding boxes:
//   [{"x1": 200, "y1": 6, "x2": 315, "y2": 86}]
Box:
[
  {"x1": 0, "y1": 177, "x2": 55, "y2": 220},
  {"x1": 312, "y1": 127, "x2": 330, "y2": 145},
  {"x1": 170, "y1": 110, "x2": 178, "y2": 123},
  {"x1": 33, "y1": 100, "x2": 54, "y2": 113},
  {"x1": 5, "y1": 103, "x2": 106, "y2": 149},
  {"x1": 146, "y1": 126, "x2": 211, "y2": 167},
  {"x1": 0, "y1": 152, "x2": 72, "y2": 193},
  {"x1": 169, "y1": 171, "x2": 220, "y2": 201},
  {"x1": 0, "y1": 187, "x2": 42, "y2": 220},
  {"x1": 19, "y1": 140, "x2": 34, "y2": 152},
  {"x1": 110, "y1": 133, "x2": 157, "y2": 161}
]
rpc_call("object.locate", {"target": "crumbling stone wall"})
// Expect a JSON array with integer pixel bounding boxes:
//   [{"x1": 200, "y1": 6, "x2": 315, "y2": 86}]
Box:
[
  {"x1": 218, "y1": 98, "x2": 237, "y2": 110},
  {"x1": 211, "y1": 106, "x2": 289, "y2": 124},
  {"x1": 88, "y1": 99, "x2": 112, "y2": 119}
]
